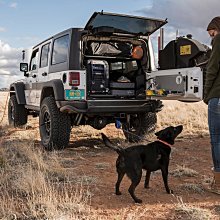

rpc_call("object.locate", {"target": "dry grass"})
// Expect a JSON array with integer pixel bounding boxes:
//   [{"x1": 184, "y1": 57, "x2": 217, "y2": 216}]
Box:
[
  {"x1": 95, "y1": 162, "x2": 110, "y2": 170},
  {"x1": 180, "y1": 183, "x2": 204, "y2": 194},
  {"x1": 174, "y1": 196, "x2": 216, "y2": 220},
  {"x1": 0, "y1": 131, "x2": 94, "y2": 219},
  {"x1": 0, "y1": 92, "x2": 209, "y2": 136},
  {"x1": 157, "y1": 100, "x2": 208, "y2": 136},
  {"x1": 114, "y1": 207, "x2": 150, "y2": 220},
  {"x1": 170, "y1": 165, "x2": 199, "y2": 177}
]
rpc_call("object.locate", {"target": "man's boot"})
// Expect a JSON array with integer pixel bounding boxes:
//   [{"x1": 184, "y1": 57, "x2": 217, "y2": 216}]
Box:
[{"x1": 210, "y1": 170, "x2": 220, "y2": 194}]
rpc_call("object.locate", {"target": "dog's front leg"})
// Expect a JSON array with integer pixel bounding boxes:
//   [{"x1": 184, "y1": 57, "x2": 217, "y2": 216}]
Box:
[
  {"x1": 144, "y1": 170, "x2": 151, "y2": 188},
  {"x1": 161, "y1": 167, "x2": 173, "y2": 194}
]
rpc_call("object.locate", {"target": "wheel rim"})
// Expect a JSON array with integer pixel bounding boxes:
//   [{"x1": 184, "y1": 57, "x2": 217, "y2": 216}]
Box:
[
  {"x1": 129, "y1": 117, "x2": 140, "y2": 132},
  {"x1": 43, "y1": 111, "x2": 51, "y2": 137},
  {"x1": 123, "y1": 113, "x2": 157, "y2": 142},
  {"x1": 122, "y1": 116, "x2": 141, "y2": 142},
  {"x1": 125, "y1": 115, "x2": 140, "y2": 134}
]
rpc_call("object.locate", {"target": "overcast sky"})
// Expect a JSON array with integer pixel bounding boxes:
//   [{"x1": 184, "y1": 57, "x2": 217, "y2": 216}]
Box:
[{"x1": 0, "y1": 0, "x2": 219, "y2": 88}]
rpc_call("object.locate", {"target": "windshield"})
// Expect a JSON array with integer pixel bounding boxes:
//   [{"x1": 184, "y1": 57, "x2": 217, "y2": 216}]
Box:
[{"x1": 85, "y1": 12, "x2": 167, "y2": 35}]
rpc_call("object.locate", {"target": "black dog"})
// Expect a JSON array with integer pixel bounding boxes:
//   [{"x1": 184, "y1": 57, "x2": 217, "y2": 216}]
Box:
[{"x1": 101, "y1": 125, "x2": 183, "y2": 203}]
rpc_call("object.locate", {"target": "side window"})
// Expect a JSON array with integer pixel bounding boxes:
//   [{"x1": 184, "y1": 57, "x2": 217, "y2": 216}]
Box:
[
  {"x1": 40, "y1": 43, "x2": 50, "y2": 68},
  {"x1": 30, "y1": 49, "x2": 39, "y2": 71},
  {"x1": 52, "y1": 35, "x2": 69, "y2": 65}
]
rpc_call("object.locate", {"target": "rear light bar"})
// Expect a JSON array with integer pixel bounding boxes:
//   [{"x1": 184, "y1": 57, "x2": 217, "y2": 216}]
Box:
[{"x1": 69, "y1": 72, "x2": 80, "y2": 86}]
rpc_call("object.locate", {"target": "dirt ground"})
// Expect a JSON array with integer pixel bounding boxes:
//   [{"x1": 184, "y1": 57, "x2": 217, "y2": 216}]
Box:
[
  {"x1": 0, "y1": 91, "x2": 220, "y2": 219},
  {"x1": 59, "y1": 126, "x2": 220, "y2": 219}
]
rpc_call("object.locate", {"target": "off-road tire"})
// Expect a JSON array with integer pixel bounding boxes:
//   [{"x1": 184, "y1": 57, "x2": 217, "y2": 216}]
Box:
[
  {"x1": 122, "y1": 112, "x2": 157, "y2": 142},
  {"x1": 39, "y1": 97, "x2": 71, "y2": 150},
  {"x1": 8, "y1": 95, "x2": 28, "y2": 127}
]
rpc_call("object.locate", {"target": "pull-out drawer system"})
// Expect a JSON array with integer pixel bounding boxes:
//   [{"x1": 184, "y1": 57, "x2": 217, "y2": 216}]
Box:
[{"x1": 146, "y1": 67, "x2": 203, "y2": 102}]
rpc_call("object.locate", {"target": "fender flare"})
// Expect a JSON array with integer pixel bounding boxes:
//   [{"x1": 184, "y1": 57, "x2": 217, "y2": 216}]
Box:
[
  {"x1": 10, "y1": 82, "x2": 26, "y2": 105},
  {"x1": 40, "y1": 79, "x2": 64, "y2": 103}
]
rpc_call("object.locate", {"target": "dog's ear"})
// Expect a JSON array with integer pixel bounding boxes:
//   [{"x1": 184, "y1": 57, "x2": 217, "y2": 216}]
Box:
[
  {"x1": 155, "y1": 127, "x2": 174, "y2": 145},
  {"x1": 164, "y1": 129, "x2": 177, "y2": 145}
]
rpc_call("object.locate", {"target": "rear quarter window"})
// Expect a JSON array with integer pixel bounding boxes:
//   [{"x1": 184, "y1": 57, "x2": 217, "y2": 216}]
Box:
[{"x1": 52, "y1": 35, "x2": 69, "y2": 65}]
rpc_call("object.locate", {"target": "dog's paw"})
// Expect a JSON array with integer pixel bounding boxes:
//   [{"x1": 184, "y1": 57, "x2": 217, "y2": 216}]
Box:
[
  {"x1": 135, "y1": 199, "x2": 142, "y2": 203},
  {"x1": 116, "y1": 191, "x2": 122, "y2": 195}
]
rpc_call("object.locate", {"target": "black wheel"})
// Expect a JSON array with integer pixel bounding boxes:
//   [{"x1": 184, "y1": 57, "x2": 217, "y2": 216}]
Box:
[
  {"x1": 8, "y1": 95, "x2": 28, "y2": 127},
  {"x1": 122, "y1": 112, "x2": 157, "y2": 142},
  {"x1": 39, "y1": 97, "x2": 71, "y2": 150}
]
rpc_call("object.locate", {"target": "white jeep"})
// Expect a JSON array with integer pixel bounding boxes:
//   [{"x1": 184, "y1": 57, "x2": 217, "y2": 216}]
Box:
[{"x1": 8, "y1": 12, "x2": 208, "y2": 149}]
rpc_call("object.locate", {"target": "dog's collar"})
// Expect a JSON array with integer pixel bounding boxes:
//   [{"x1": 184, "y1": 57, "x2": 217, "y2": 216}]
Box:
[{"x1": 158, "y1": 139, "x2": 172, "y2": 148}]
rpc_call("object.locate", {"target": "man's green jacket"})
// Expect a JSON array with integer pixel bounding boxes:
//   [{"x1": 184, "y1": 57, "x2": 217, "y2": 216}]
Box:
[{"x1": 204, "y1": 33, "x2": 220, "y2": 104}]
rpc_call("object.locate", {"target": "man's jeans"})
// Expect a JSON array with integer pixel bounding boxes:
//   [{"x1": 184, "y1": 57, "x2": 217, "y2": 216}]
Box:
[{"x1": 208, "y1": 98, "x2": 220, "y2": 172}]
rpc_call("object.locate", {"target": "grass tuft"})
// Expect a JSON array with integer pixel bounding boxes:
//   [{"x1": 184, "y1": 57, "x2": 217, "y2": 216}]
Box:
[
  {"x1": 170, "y1": 165, "x2": 198, "y2": 177},
  {"x1": 180, "y1": 183, "x2": 204, "y2": 194},
  {"x1": 174, "y1": 196, "x2": 216, "y2": 220},
  {"x1": 95, "y1": 162, "x2": 110, "y2": 170}
]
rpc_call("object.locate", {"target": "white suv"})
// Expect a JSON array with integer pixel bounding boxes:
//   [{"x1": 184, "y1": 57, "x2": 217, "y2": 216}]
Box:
[{"x1": 8, "y1": 11, "x2": 208, "y2": 150}]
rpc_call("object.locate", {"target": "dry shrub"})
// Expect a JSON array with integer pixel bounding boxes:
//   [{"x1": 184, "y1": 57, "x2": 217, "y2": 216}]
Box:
[
  {"x1": 95, "y1": 162, "x2": 110, "y2": 170},
  {"x1": 170, "y1": 165, "x2": 198, "y2": 177},
  {"x1": 180, "y1": 183, "x2": 204, "y2": 194},
  {"x1": 174, "y1": 196, "x2": 216, "y2": 220}
]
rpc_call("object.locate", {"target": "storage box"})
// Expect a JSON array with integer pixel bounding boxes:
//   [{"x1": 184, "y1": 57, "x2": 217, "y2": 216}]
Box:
[
  {"x1": 110, "y1": 82, "x2": 135, "y2": 89},
  {"x1": 111, "y1": 89, "x2": 135, "y2": 96}
]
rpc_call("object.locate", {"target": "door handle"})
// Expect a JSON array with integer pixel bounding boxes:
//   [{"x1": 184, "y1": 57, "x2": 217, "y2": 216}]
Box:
[{"x1": 42, "y1": 72, "x2": 47, "y2": 76}]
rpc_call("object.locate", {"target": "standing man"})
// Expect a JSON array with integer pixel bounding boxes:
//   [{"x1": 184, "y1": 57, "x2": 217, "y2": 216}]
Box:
[{"x1": 204, "y1": 16, "x2": 220, "y2": 193}]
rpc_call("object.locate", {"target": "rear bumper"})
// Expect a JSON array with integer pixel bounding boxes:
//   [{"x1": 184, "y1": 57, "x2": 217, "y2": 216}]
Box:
[{"x1": 56, "y1": 99, "x2": 163, "y2": 114}]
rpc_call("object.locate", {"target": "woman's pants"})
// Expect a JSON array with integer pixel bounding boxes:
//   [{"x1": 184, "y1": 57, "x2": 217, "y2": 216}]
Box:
[{"x1": 208, "y1": 98, "x2": 220, "y2": 172}]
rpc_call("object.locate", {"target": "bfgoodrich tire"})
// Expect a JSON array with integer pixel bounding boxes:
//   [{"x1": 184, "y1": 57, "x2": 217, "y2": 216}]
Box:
[
  {"x1": 122, "y1": 112, "x2": 157, "y2": 142},
  {"x1": 39, "y1": 97, "x2": 71, "y2": 150},
  {"x1": 8, "y1": 95, "x2": 28, "y2": 127}
]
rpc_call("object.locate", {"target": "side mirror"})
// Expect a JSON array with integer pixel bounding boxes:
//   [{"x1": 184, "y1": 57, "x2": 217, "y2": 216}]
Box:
[{"x1": 20, "y1": 63, "x2": 29, "y2": 77}]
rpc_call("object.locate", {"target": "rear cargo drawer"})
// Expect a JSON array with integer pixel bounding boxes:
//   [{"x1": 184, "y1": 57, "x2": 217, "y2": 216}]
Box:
[{"x1": 146, "y1": 67, "x2": 203, "y2": 102}]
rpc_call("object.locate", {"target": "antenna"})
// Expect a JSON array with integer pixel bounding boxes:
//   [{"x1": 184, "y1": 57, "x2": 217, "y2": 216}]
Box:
[
  {"x1": 176, "y1": 29, "x2": 179, "y2": 39},
  {"x1": 22, "y1": 50, "x2": 25, "y2": 61},
  {"x1": 160, "y1": 28, "x2": 164, "y2": 50}
]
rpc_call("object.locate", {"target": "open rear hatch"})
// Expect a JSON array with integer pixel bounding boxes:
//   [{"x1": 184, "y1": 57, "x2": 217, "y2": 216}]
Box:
[
  {"x1": 85, "y1": 11, "x2": 167, "y2": 35},
  {"x1": 83, "y1": 12, "x2": 167, "y2": 100}
]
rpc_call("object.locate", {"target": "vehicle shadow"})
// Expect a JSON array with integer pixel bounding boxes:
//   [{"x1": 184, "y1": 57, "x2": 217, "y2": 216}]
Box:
[{"x1": 68, "y1": 137, "x2": 125, "y2": 149}]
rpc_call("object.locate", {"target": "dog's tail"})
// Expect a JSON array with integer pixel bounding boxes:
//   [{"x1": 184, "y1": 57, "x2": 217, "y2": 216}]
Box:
[{"x1": 101, "y1": 133, "x2": 124, "y2": 154}]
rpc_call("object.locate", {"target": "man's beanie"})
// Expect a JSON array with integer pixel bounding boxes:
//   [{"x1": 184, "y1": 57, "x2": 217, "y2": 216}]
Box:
[{"x1": 207, "y1": 16, "x2": 220, "y2": 31}]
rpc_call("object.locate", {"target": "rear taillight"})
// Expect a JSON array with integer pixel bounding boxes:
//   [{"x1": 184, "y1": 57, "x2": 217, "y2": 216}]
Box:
[{"x1": 69, "y1": 72, "x2": 80, "y2": 86}]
